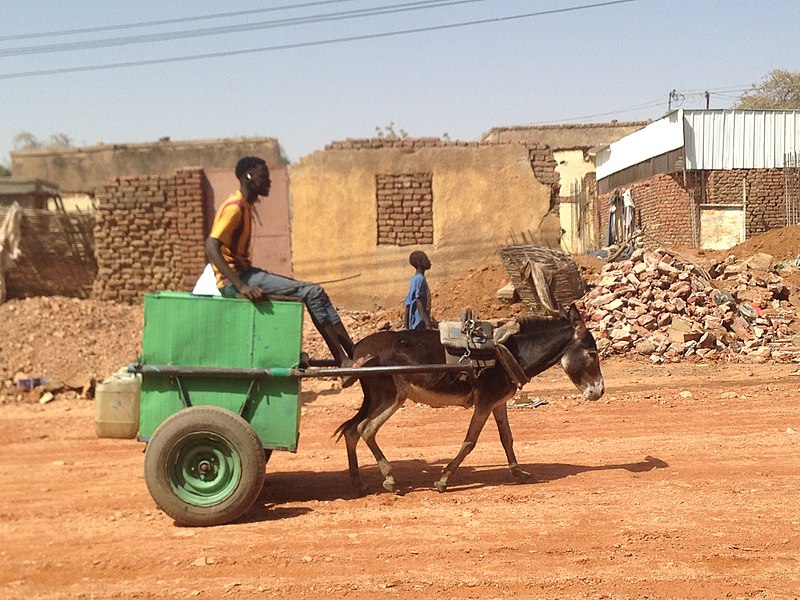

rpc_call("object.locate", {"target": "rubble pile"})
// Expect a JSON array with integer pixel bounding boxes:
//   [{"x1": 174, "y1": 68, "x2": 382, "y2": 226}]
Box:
[
  {"x1": 578, "y1": 247, "x2": 800, "y2": 363},
  {"x1": 0, "y1": 296, "x2": 144, "y2": 402}
]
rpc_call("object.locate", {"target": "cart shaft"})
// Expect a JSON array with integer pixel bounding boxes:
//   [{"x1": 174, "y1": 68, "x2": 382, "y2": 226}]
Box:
[{"x1": 130, "y1": 363, "x2": 474, "y2": 379}]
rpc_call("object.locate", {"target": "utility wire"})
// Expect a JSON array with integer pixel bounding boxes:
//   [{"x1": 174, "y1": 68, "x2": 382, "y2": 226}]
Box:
[
  {"x1": 0, "y1": 0, "x2": 641, "y2": 80},
  {"x1": 542, "y1": 82, "x2": 799, "y2": 127},
  {"x1": 532, "y1": 97, "x2": 666, "y2": 124},
  {"x1": 0, "y1": 0, "x2": 489, "y2": 56},
  {"x1": 0, "y1": 0, "x2": 358, "y2": 42}
]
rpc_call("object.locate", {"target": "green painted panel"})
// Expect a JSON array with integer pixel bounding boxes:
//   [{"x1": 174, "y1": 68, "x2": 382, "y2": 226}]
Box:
[
  {"x1": 142, "y1": 292, "x2": 303, "y2": 368},
  {"x1": 138, "y1": 292, "x2": 304, "y2": 450},
  {"x1": 138, "y1": 375, "x2": 300, "y2": 451}
]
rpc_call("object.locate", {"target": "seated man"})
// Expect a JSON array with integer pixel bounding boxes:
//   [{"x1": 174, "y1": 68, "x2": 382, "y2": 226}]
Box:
[{"x1": 205, "y1": 156, "x2": 364, "y2": 375}]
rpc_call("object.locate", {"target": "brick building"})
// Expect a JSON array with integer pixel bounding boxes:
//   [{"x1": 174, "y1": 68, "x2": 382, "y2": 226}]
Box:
[{"x1": 595, "y1": 109, "x2": 800, "y2": 250}]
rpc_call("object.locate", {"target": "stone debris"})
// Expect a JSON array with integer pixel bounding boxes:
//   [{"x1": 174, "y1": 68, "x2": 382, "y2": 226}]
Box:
[
  {"x1": 577, "y1": 247, "x2": 800, "y2": 363},
  {"x1": 4, "y1": 243, "x2": 800, "y2": 404}
]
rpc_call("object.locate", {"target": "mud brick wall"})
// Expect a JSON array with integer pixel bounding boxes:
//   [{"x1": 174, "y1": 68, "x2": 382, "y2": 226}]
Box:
[
  {"x1": 597, "y1": 169, "x2": 790, "y2": 249},
  {"x1": 172, "y1": 169, "x2": 211, "y2": 290},
  {"x1": 528, "y1": 144, "x2": 560, "y2": 188},
  {"x1": 704, "y1": 169, "x2": 785, "y2": 236},
  {"x1": 598, "y1": 173, "x2": 694, "y2": 247},
  {"x1": 92, "y1": 167, "x2": 209, "y2": 303},
  {"x1": 376, "y1": 173, "x2": 433, "y2": 246},
  {"x1": 326, "y1": 138, "x2": 560, "y2": 189},
  {"x1": 0, "y1": 206, "x2": 96, "y2": 300}
]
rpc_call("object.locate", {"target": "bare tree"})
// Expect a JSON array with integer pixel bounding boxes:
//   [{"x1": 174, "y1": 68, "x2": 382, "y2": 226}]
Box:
[
  {"x1": 49, "y1": 133, "x2": 73, "y2": 148},
  {"x1": 13, "y1": 131, "x2": 42, "y2": 150},
  {"x1": 13, "y1": 131, "x2": 74, "y2": 151},
  {"x1": 375, "y1": 122, "x2": 408, "y2": 139},
  {"x1": 735, "y1": 69, "x2": 800, "y2": 109}
]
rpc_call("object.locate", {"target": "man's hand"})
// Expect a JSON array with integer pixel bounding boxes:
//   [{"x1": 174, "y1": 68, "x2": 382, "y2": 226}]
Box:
[{"x1": 237, "y1": 284, "x2": 264, "y2": 301}]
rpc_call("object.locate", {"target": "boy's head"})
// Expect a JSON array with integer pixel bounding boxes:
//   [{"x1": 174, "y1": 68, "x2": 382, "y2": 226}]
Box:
[{"x1": 409, "y1": 251, "x2": 431, "y2": 271}]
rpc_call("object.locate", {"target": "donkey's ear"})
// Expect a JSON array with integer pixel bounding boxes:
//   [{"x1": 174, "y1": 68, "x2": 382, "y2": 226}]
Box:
[{"x1": 568, "y1": 303, "x2": 588, "y2": 333}]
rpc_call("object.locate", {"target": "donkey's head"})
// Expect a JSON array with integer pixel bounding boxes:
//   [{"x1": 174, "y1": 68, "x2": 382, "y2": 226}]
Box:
[{"x1": 560, "y1": 304, "x2": 604, "y2": 401}]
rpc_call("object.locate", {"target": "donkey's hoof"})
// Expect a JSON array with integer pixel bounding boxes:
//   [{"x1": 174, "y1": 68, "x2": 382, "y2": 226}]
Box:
[
  {"x1": 433, "y1": 480, "x2": 448, "y2": 493},
  {"x1": 382, "y1": 479, "x2": 397, "y2": 493}
]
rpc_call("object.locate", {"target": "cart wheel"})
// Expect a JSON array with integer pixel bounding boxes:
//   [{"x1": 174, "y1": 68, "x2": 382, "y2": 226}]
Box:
[{"x1": 144, "y1": 405, "x2": 266, "y2": 527}]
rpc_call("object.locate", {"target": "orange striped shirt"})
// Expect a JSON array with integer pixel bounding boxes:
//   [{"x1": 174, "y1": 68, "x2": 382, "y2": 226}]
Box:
[{"x1": 209, "y1": 190, "x2": 253, "y2": 288}]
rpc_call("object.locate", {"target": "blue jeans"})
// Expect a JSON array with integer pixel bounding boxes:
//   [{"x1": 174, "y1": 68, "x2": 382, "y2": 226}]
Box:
[{"x1": 221, "y1": 267, "x2": 341, "y2": 326}]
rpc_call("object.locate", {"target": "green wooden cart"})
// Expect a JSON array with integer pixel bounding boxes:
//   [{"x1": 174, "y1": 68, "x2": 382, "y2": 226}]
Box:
[{"x1": 128, "y1": 292, "x2": 471, "y2": 527}]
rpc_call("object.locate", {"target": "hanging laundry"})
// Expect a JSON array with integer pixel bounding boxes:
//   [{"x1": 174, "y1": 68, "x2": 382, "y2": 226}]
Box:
[
  {"x1": 622, "y1": 188, "x2": 636, "y2": 240},
  {"x1": 605, "y1": 189, "x2": 622, "y2": 246}
]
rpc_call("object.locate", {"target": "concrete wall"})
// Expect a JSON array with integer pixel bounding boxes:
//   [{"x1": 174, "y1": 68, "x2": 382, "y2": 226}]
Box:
[
  {"x1": 289, "y1": 138, "x2": 558, "y2": 312},
  {"x1": 11, "y1": 137, "x2": 284, "y2": 194}
]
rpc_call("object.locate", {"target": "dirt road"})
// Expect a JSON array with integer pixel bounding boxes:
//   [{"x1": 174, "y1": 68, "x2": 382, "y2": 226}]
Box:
[{"x1": 2, "y1": 358, "x2": 799, "y2": 599}]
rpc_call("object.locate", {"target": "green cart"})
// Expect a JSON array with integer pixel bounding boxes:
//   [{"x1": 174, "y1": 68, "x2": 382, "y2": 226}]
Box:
[{"x1": 128, "y1": 292, "x2": 471, "y2": 527}]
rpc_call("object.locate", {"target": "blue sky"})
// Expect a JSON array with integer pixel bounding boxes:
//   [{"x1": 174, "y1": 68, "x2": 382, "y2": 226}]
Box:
[{"x1": 1, "y1": 0, "x2": 797, "y2": 168}]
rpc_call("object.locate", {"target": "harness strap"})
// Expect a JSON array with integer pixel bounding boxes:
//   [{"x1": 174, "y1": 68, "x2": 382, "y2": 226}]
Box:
[{"x1": 495, "y1": 343, "x2": 530, "y2": 389}]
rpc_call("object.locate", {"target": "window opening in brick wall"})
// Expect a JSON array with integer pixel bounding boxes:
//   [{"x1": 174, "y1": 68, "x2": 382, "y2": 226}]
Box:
[{"x1": 376, "y1": 173, "x2": 433, "y2": 246}]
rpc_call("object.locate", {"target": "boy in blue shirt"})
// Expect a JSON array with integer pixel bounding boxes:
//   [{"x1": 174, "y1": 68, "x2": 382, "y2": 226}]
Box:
[{"x1": 404, "y1": 251, "x2": 437, "y2": 330}]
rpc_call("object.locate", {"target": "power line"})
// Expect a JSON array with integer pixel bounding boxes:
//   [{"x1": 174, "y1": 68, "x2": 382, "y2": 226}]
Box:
[
  {"x1": 0, "y1": 0, "x2": 358, "y2": 42},
  {"x1": 0, "y1": 0, "x2": 641, "y2": 80},
  {"x1": 543, "y1": 83, "x2": 792, "y2": 126},
  {"x1": 0, "y1": 0, "x2": 489, "y2": 57},
  {"x1": 531, "y1": 97, "x2": 666, "y2": 124}
]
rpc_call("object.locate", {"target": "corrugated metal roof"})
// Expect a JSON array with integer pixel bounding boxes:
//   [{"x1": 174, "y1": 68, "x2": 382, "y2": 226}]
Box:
[
  {"x1": 596, "y1": 112, "x2": 684, "y2": 180},
  {"x1": 598, "y1": 109, "x2": 800, "y2": 181},
  {"x1": 684, "y1": 109, "x2": 800, "y2": 169}
]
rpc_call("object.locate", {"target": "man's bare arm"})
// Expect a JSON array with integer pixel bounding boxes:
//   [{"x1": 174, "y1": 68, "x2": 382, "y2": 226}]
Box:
[{"x1": 205, "y1": 237, "x2": 262, "y2": 300}]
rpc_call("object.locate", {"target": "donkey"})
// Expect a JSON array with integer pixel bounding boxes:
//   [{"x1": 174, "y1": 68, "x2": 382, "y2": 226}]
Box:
[{"x1": 334, "y1": 304, "x2": 604, "y2": 493}]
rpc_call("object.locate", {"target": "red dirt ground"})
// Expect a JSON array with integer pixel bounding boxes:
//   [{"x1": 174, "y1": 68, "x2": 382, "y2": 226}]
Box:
[
  {"x1": 3, "y1": 227, "x2": 800, "y2": 598},
  {"x1": 1, "y1": 359, "x2": 799, "y2": 599}
]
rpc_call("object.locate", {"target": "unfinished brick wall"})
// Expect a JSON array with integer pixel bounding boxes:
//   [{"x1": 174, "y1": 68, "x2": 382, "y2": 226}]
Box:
[
  {"x1": 597, "y1": 168, "x2": 790, "y2": 249},
  {"x1": 529, "y1": 145, "x2": 560, "y2": 188},
  {"x1": 0, "y1": 206, "x2": 96, "y2": 299},
  {"x1": 598, "y1": 173, "x2": 694, "y2": 248},
  {"x1": 376, "y1": 173, "x2": 433, "y2": 246},
  {"x1": 325, "y1": 137, "x2": 473, "y2": 150},
  {"x1": 92, "y1": 167, "x2": 209, "y2": 303},
  {"x1": 703, "y1": 169, "x2": 785, "y2": 236},
  {"x1": 326, "y1": 137, "x2": 560, "y2": 188}
]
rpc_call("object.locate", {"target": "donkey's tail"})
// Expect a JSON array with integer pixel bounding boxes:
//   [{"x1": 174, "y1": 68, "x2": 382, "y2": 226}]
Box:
[
  {"x1": 333, "y1": 388, "x2": 371, "y2": 442},
  {"x1": 333, "y1": 336, "x2": 376, "y2": 441}
]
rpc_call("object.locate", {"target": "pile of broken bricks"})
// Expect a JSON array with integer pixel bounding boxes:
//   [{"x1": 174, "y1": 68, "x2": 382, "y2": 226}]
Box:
[{"x1": 576, "y1": 247, "x2": 800, "y2": 364}]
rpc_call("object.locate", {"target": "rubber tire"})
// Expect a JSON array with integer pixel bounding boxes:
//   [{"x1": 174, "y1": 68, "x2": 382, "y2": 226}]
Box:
[{"x1": 144, "y1": 405, "x2": 266, "y2": 527}]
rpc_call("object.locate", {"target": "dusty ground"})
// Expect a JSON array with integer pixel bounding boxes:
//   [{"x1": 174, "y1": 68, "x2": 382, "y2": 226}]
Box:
[
  {"x1": 1, "y1": 358, "x2": 800, "y2": 599},
  {"x1": 3, "y1": 227, "x2": 800, "y2": 599}
]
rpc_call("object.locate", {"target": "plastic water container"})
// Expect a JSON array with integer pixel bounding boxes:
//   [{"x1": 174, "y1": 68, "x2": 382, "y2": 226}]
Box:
[{"x1": 94, "y1": 370, "x2": 141, "y2": 439}]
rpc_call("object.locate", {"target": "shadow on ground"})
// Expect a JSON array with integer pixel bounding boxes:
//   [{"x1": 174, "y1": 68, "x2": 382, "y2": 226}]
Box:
[{"x1": 256, "y1": 454, "x2": 669, "y2": 507}]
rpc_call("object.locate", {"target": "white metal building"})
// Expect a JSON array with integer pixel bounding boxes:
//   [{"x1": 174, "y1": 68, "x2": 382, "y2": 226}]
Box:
[
  {"x1": 596, "y1": 109, "x2": 800, "y2": 194},
  {"x1": 594, "y1": 109, "x2": 800, "y2": 250}
]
